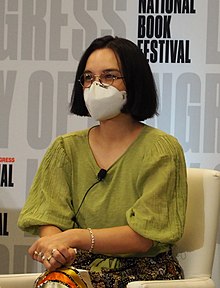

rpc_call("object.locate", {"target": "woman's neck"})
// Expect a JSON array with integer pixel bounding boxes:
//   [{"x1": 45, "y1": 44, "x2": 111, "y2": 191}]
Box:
[
  {"x1": 94, "y1": 114, "x2": 144, "y2": 144},
  {"x1": 88, "y1": 114, "x2": 144, "y2": 169}
]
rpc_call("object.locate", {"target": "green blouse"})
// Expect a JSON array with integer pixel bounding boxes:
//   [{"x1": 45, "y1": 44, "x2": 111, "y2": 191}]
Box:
[{"x1": 18, "y1": 125, "x2": 187, "y2": 258}]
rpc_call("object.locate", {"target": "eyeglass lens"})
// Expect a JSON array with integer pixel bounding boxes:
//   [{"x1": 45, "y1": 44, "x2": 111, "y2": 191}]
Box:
[{"x1": 79, "y1": 70, "x2": 123, "y2": 88}]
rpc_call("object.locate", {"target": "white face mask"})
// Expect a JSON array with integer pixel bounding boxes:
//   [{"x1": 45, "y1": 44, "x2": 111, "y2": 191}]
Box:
[{"x1": 84, "y1": 81, "x2": 127, "y2": 121}]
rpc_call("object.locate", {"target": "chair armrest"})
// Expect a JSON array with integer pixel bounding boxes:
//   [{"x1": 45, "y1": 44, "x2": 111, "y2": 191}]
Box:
[
  {"x1": 126, "y1": 277, "x2": 215, "y2": 288},
  {"x1": 0, "y1": 273, "x2": 41, "y2": 288},
  {"x1": 0, "y1": 269, "x2": 93, "y2": 288}
]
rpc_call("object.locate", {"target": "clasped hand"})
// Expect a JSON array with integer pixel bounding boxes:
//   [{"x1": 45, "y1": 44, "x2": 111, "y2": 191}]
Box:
[{"x1": 29, "y1": 232, "x2": 77, "y2": 271}]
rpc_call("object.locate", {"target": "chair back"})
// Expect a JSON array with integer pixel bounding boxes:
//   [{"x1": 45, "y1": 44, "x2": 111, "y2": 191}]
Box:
[{"x1": 174, "y1": 168, "x2": 220, "y2": 278}]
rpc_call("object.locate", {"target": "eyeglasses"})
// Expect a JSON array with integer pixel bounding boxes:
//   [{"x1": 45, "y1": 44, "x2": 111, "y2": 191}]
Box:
[{"x1": 78, "y1": 70, "x2": 124, "y2": 88}]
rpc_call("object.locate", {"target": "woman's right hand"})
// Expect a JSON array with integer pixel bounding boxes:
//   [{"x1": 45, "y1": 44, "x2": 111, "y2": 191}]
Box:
[{"x1": 29, "y1": 226, "x2": 78, "y2": 271}]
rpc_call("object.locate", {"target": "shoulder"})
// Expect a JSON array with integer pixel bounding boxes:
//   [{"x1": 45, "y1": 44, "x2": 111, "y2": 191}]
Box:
[
  {"x1": 141, "y1": 125, "x2": 184, "y2": 158},
  {"x1": 141, "y1": 125, "x2": 178, "y2": 143},
  {"x1": 43, "y1": 128, "x2": 89, "y2": 166},
  {"x1": 60, "y1": 128, "x2": 89, "y2": 141},
  {"x1": 52, "y1": 128, "x2": 89, "y2": 148}
]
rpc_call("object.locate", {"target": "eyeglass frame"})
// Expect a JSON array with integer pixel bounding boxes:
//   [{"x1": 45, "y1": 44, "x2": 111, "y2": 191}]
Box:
[{"x1": 78, "y1": 69, "x2": 124, "y2": 88}]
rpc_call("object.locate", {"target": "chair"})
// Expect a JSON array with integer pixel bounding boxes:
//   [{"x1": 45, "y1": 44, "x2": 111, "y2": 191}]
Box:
[
  {"x1": 1, "y1": 168, "x2": 220, "y2": 288},
  {"x1": 0, "y1": 269, "x2": 93, "y2": 288},
  {"x1": 0, "y1": 273, "x2": 40, "y2": 288},
  {"x1": 127, "y1": 168, "x2": 220, "y2": 288}
]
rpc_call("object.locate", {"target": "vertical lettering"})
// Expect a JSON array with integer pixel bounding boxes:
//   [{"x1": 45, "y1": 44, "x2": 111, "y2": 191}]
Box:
[
  {"x1": 21, "y1": 0, "x2": 47, "y2": 60},
  {"x1": 0, "y1": 213, "x2": 9, "y2": 236},
  {"x1": 56, "y1": 72, "x2": 74, "y2": 136},
  {"x1": 0, "y1": 71, "x2": 17, "y2": 148},
  {"x1": 14, "y1": 245, "x2": 39, "y2": 273},
  {"x1": 72, "y1": 0, "x2": 97, "y2": 61},
  {"x1": 156, "y1": 73, "x2": 172, "y2": 133},
  {"x1": 206, "y1": 0, "x2": 220, "y2": 63},
  {"x1": 138, "y1": 16, "x2": 146, "y2": 38},
  {"x1": 147, "y1": 16, "x2": 154, "y2": 38},
  {"x1": 204, "y1": 74, "x2": 220, "y2": 152},
  {"x1": 0, "y1": 213, "x2": 9, "y2": 235},
  {"x1": 8, "y1": 164, "x2": 14, "y2": 187},
  {"x1": 0, "y1": 245, "x2": 9, "y2": 273},
  {"x1": 175, "y1": 73, "x2": 201, "y2": 152},
  {"x1": 0, "y1": 1, "x2": 18, "y2": 60},
  {"x1": 0, "y1": 164, "x2": 14, "y2": 187},
  {"x1": 139, "y1": 0, "x2": 147, "y2": 13},
  {"x1": 27, "y1": 71, "x2": 53, "y2": 149},
  {"x1": 102, "y1": 0, "x2": 126, "y2": 36},
  {"x1": 50, "y1": 0, "x2": 68, "y2": 60}
]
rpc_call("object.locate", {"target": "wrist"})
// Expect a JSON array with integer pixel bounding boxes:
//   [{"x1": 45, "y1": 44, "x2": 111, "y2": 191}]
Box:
[
  {"x1": 87, "y1": 228, "x2": 95, "y2": 253},
  {"x1": 64, "y1": 228, "x2": 92, "y2": 252}
]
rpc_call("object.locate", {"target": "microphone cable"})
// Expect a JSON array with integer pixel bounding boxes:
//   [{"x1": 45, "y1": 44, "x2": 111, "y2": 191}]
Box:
[{"x1": 72, "y1": 169, "x2": 107, "y2": 228}]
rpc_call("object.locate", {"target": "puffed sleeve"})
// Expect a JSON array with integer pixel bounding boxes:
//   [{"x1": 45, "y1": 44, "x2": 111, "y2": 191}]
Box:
[
  {"x1": 18, "y1": 136, "x2": 74, "y2": 235},
  {"x1": 126, "y1": 135, "x2": 187, "y2": 244}
]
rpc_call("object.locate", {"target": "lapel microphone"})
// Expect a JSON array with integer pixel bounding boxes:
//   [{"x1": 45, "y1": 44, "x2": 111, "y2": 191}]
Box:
[
  {"x1": 72, "y1": 169, "x2": 107, "y2": 228},
  {"x1": 97, "y1": 169, "x2": 107, "y2": 181}
]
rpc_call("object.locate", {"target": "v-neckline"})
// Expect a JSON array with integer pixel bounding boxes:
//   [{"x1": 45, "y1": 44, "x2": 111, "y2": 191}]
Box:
[{"x1": 86, "y1": 124, "x2": 147, "y2": 172}]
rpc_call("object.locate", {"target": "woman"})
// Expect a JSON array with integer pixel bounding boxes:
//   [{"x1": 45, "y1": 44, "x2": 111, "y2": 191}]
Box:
[{"x1": 18, "y1": 35, "x2": 187, "y2": 287}]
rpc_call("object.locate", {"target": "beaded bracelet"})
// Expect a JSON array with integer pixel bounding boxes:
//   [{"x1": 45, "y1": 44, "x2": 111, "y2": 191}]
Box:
[{"x1": 87, "y1": 227, "x2": 95, "y2": 253}]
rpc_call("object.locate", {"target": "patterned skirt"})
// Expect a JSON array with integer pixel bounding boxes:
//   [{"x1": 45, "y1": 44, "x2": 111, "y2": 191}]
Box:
[{"x1": 73, "y1": 249, "x2": 184, "y2": 288}]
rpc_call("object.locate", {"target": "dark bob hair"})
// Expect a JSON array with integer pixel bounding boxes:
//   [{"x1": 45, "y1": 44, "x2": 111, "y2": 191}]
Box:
[{"x1": 70, "y1": 35, "x2": 158, "y2": 121}]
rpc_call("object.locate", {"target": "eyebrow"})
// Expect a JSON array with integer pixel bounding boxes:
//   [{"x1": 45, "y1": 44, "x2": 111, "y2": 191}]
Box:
[{"x1": 83, "y1": 68, "x2": 121, "y2": 74}]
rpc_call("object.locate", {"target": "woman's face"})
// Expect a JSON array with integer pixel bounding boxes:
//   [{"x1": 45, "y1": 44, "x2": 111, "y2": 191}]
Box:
[{"x1": 84, "y1": 48, "x2": 126, "y2": 91}]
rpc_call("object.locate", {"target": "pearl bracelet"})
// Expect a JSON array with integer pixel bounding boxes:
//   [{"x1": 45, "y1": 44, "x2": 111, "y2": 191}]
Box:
[{"x1": 87, "y1": 227, "x2": 95, "y2": 253}]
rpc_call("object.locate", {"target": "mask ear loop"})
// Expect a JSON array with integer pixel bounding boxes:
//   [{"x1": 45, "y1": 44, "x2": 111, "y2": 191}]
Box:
[{"x1": 121, "y1": 91, "x2": 127, "y2": 100}]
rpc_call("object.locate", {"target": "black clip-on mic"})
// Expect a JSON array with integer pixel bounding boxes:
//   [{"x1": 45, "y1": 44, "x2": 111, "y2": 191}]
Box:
[
  {"x1": 97, "y1": 169, "x2": 107, "y2": 181},
  {"x1": 72, "y1": 169, "x2": 107, "y2": 227}
]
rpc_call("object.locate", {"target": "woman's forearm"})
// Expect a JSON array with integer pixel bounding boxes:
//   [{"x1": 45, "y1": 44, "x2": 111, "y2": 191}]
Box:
[
  {"x1": 30, "y1": 225, "x2": 152, "y2": 271},
  {"x1": 64, "y1": 225, "x2": 153, "y2": 255},
  {"x1": 39, "y1": 225, "x2": 62, "y2": 237},
  {"x1": 37, "y1": 225, "x2": 153, "y2": 255}
]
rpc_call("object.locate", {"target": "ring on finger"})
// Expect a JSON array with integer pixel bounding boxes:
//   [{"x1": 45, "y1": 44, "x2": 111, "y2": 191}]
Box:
[
  {"x1": 34, "y1": 251, "x2": 39, "y2": 256},
  {"x1": 51, "y1": 248, "x2": 57, "y2": 255},
  {"x1": 42, "y1": 255, "x2": 46, "y2": 261},
  {"x1": 38, "y1": 251, "x2": 44, "y2": 257},
  {"x1": 47, "y1": 255, "x2": 53, "y2": 262}
]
